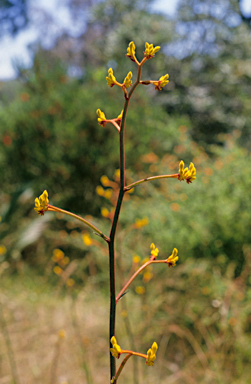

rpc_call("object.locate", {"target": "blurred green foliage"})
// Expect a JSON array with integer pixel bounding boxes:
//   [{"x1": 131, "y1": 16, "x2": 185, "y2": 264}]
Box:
[{"x1": 0, "y1": 0, "x2": 251, "y2": 382}]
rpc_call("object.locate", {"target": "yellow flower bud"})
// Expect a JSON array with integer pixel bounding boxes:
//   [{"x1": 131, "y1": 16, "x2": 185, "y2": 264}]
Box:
[
  {"x1": 144, "y1": 42, "x2": 160, "y2": 59},
  {"x1": 123, "y1": 71, "x2": 133, "y2": 88},
  {"x1": 106, "y1": 68, "x2": 117, "y2": 87}
]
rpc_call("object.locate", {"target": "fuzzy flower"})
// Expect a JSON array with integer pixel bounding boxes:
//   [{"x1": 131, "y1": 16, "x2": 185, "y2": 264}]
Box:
[
  {"x1": 110, "y1": 336, "x2": 122, "y2": 359},
  {"x1": 178, "y1": 161, "x2": 196, "y2": 184},
  {"x1": 150, "y1": 243, "x2": 159, "y2": 259},
  {"x1": 126, "y1": 41, "x2": 136, "y2": 61},
  {"x1": 96, "y1": 109, "x2": 107, "y2": 127},
  {"x1": 106, "y1": 68, "x2": 117, "y2": 87},
  {"x1": 123, "y1": 71, "x2": 133, "y2": 88},
  {"x1": 152, "y1": 74, "x2": 169, "y2": 91},
  {"x1": 116, "y1": 110, "x2": 123, "y2": 124},
  {"x1": 144, "y1": 42, "x2": 160, "y2": 59},
  {"x1": 166, "y1": 248, "x2": 178, "y2": 267},
  {"x1": 146, "y1": 342, "x2": 158, "y2": 366},
  {"x1": 34, "y1": 190, "x2": 49, "y2": 215}
]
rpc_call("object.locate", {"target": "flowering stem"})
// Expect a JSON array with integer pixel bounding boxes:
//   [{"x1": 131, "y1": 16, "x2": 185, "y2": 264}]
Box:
[
  {"x1": 112, "y1": 354, "x2": 132, "y2": 384},
  {"x1": 48, "y1": 205, "x2": 109, "y2": 242},
  {"x1": 108, "y1": 62, "x2": 143, "y2": 381},
  {"x1": 124, "y1": 174, "x2": 179, "y2": 191},
  {"x1": 116, "y1": 259, "x2": 168, "y2": 303}
]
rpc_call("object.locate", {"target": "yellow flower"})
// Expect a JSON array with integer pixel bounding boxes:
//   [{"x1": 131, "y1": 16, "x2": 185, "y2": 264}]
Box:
[
  {"x1": 100, "y1": 175, "x2": 110, "y2": 186},
  {"x1": 166, "y1": 248, "x2": 178, "y2": 267},
  {"x1": 34, "y1": 190, "x2": 49, "y2": 215},
  {"x1": 144, "y1": 42, "x2": 160, "y2": 59},
  {"x1": 146, "y1": 342, "x2": 158, "y2": 366},
  {"x1": 101, "y1": 207, "x2": 110, "y2": 218},
  {"x1": 178, "y1": 161, "x2": 196, "y2": 184},
  {"x1": 123, "y1": 71, "x2": 133, "y2": 88},
  {"x1": 152, "y1": 74, "x2": 169, "y2": 91},
  {"x1": 116, "y1": 110, "x2": 123, "y2": 122},
  {"x1": 150, "y1": 243, "x2": 159, "y2": 259},
  {"x1": 96, "y1": 109, "x2": 107, "y2": 127},
  {"x1": 106, "y1": 68, "x2": 117, "y2": 87},
  {"x1": 126, "y1": 41, "x2": 136, "y2": 61},
  {"x1": 82, "y1": 233, "x2": 92, "y2": 246},
  {"x1": 110, "y1": 336, "x2": 122, "y2": 358},
  {"x1": 135, "y1": 217, "x2": 149, "y2": 228}
]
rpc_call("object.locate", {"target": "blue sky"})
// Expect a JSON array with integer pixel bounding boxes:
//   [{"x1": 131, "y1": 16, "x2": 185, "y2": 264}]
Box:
[
  {"x1": 0, "y1": 0, "x2": 251, "y2": 80},
  {"x1": 0, "y1": 0, "x2": 181, "y2": 80}
]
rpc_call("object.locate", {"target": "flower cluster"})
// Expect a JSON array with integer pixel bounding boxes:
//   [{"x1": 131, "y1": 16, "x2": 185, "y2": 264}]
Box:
[
  {"x1": 166, "y1": 248, "x2": 179, "y2": 267},
  {"x1": 126, "y1": 41, "x2": 136, "y2": 61},
  {"x1": 152, "y1": 74, "x2": 169, "y2": 91},
  {"x1": 178, "y1": 161, "x2": 196, "y2": 184},
  {"x1": 123, "y1": 71, "x2": 133, "y2": 88},
  {"x1": 150, "y1": 243, "x2": 159, "y2": 260},
  {"x1": 96, "y1": 109, "x2": 107, "y2": 127},
  {"x1": 34, "y1": 190, "x2": 49, "y2": 215},
  {"x1": 144, "y1": 42, "x2": 160, "y2": 59},
  {"x1": 110, "y1": 336, "x2": 122, "y2": 359},
  {"x1": 146, "y1": 342, "x2": 158, "y2": 366},
  {"x1": 106, "y1": 68, "x2": 117, "y2": 87}
]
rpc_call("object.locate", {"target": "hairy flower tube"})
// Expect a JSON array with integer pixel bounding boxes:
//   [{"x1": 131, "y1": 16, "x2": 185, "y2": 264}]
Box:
[
  {"x1": 144, "y1": 42, "x2": 160, "y2": 59},
  {"x1": 123, "y1": 71, "x2": 133, "y2": 88},
  {"x1": 34, "y1": 190, "x2": 49, "y2": 215},
  {"x1": 150, "y1": 243, "x2": 159, "y2": 260},
  {"x1": 96, "y1": 109, "x2": 107, "y2": 127},
  {"x1": 126, "y1": 41, "x2": 136, "y2": 61},
  {"x1": 106, "y1": 68, "x2": 118, "y2": 87},
  {"x1": 110, "y1": 336, "x2": 122, "y2": 359},
  {"x1": 178, "y1": 161, "x2": 196, "y2": 184},
  {"x1": 146, "y1": 342, "x2": 158, "y2": 366},
  {"x1": 152, "y1": 74, "x2": 169, "y2": 91},
  {"x1": 166, "y1": 248, "x2": 179, "y2": 267}
]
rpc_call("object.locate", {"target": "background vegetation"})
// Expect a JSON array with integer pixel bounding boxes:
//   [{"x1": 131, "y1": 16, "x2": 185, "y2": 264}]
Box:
[{"x1": 0, "y1": 0, "x2": 251, "y2": 383}]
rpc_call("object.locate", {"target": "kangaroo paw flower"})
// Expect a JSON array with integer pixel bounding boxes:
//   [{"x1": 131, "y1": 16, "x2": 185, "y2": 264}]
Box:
[
  {"x1": 152, "y1": 74, "x2": 169, "y2": 91},
  {"x1": 166, "y1": 248, "x2": 178, "y2": 267},
  {"x1": 178, "y1": 161, "x2": 196, "y2": 184},
  {"x1": 146, "y1": 342, "x2": 158, "y2": 366},
  {"x1": 106, "y1": 68, "x2": 117, "y2": 87},
  {"x1": 150, "y1": 243, "x2": 159, "y2": 260},
  {"x1": 96, "y1": 108, "x2": 107, "y2": 127},
  {"x1": 144, "y1": 42, "x2": 160, "y2": 59},
  {"x1": 34, "y1": 190, "x2": 49, "y2": 215},
  {"x1": 123, "y1": 71, "x2": 133, "y2": 88},
  {"x1": 126, "y1": 41, "x2": 136, "y2": 62},
  {"x1": 110, "y1": 336, "x2": 122, "y2": 359}
]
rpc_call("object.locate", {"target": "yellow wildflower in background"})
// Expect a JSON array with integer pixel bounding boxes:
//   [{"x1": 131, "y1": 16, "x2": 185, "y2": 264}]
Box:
[
  {"x1": 110, "y1": 336, "x2": 121, "y2": 358},
  {"x1": 34, "y1": 190, "x2": 49, "y2": 215},
  {"x1": 82, "y1": 233, "x2": 92, "y2": 246},
  {"x1": 135, "y1": 217, "x2": 149, "y2": 228},
  {"x1": 52, "y1": 248, "x2": 64, "y2": 261},
  {"x1": 101, "y1": 207, "x2": 110, "y2": 218},
  {"x1": 0, "y1": 245, "x2": 7, "y2": 255},
  {"x1": 100, "y1": 175, "x2": 110, "y2": 187},
  {"x1": 166, "y1": 248, "x2": 178, "y2": 267},
  {"x1": 146, "y1": 342, "x2": 158, "y2": 366},
  {"x1": 144, "y1": 42, "x2": 160, "y2": 59}
]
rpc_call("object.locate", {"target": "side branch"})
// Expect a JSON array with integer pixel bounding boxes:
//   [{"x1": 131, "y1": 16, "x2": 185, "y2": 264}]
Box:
[
  {"x1": 124, "y1": 174, "x2": 179, "y2": 191},
  {"x1": 48, "y1": 205, "x2": 109, "y2": 242}
]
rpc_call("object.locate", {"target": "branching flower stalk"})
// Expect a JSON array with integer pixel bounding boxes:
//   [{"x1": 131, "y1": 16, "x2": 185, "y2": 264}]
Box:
[{"x1": 34, "y1": 41, "x2": 196, "y2": 383}]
